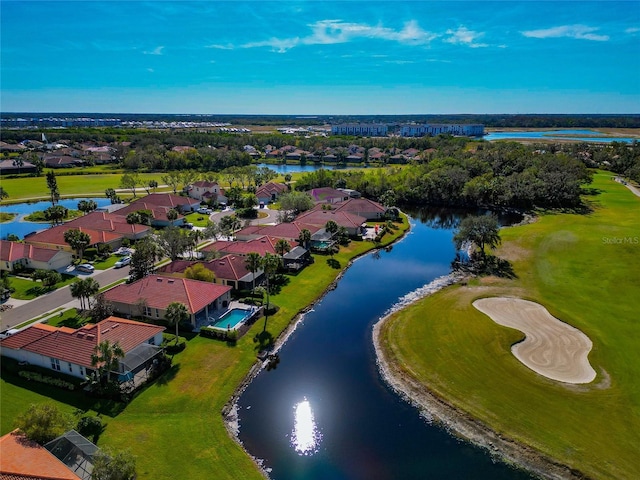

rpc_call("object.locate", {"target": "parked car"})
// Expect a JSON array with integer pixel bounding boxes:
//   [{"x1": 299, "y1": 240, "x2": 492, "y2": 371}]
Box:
[
  {"x1": 180, "y1": 222, "x2": 194, "y2": 229},
  {"x1": 76, "y1": 263, "x2": 95, "y2": 273},
  {"x1": 197, "y1": 207, "x2": 213, "y2": 215},
  {"x1": 114, "y1": 256, "x2": 131, "y2": 268}
]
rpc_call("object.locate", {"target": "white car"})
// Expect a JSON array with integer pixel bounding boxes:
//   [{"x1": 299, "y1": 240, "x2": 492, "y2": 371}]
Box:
[
  {"x1": 114, "y1": 256, "x2": 132, "y2": 268},
  {"x1": 76, "y1": 263, "x2": 95, "y2": 273}
]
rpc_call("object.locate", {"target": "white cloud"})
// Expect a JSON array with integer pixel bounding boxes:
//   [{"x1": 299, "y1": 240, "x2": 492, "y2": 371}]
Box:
[
  {"x1": 444, "y1": 26, "x2": 488, "y2": 48},
  {"x1": 522, "y1": 25, "x2": 609, "y2": 41},
  {"x1": 240, "y1": 19, "x2": 437, "y2": 53},
  {"x1": 206, "y1": 44, "x2": 235, "y2": 50},
  {"x1": 143, "y1": 46, "x2": 164, "y2": 55}
]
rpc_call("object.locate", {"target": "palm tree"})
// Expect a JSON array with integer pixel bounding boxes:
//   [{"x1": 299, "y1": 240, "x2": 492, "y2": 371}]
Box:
[
  {"x1": 91, "y1": 340, "x2": 125, "y2": 388},
  {"x1": 165, "y1": 301, "x2": 189, "y2": 343},
  {"x1": 167, "y1": 208, "x2": 178, "y2": 223},
  {"x1": 298, "y1": 228, "x2": 311, "y2": 249},
  {"x1": 261, "y1": 253, "x2": 282, "y2": 331},
  {"x1": 244, "y1": 252, "x2": 262, "y2": 295},
  {"x1": 274, "y1": 238, "x2": 291, "y2": 257},
  {"x1": 70, "y1": 277, "x2": 100, "y2": 310}
]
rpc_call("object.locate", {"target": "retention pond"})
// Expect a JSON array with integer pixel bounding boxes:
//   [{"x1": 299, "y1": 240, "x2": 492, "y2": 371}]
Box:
[{"x1": 237, "y1": 208, "x2": 533, "y2": 479}]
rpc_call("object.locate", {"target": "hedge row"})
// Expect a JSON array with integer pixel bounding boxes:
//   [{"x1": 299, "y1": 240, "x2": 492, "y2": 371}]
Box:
[{"x1": 19, "y1": 370, "x2": 76, "y2": 390}]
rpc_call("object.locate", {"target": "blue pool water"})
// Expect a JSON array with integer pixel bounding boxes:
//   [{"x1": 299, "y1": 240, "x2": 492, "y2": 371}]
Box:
[{"x1": 211, "y1": 308, "x2": 250, "y2": 330}]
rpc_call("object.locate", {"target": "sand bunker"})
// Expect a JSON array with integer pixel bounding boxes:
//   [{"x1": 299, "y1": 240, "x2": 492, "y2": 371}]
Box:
[{"x1": 473, "y1": 297, "x2": 596, "y2": 384}]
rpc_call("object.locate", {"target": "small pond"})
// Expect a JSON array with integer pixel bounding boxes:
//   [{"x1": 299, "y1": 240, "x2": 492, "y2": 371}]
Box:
[{"x1": 0, "y1": 197, "x2": 112, "y2": 240}]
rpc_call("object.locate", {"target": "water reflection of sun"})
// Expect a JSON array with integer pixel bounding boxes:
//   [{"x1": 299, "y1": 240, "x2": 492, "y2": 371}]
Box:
[{"x1": 291, "y1": 399, "x2": 321, "y2": 456}]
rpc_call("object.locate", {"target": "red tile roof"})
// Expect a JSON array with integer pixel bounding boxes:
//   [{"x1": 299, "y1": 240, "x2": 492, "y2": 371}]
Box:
[
  {"x1": 235, "y1": 222, "x2": 320, "y2": 241},
  {"x1": 103, "y1": 275, "x2": 231, "y2": 314},
  {"x1": 191, "y1": 180, "x2": 219, "y2": 188},
  {"x1": 64, "y1": 212, "x2": 149, "y2": 236},
  {"x1": 0, "y1": 318, "x2": 164, "y2": 368},
  {"x1": 115, "y1": 202, "x2": 183, "y2": 222},
  {"x1": 157, "y1": 255, "x2": 252, "y2": 282},
  {"x1": 0, "y1": 240, "x2": 64, "y2": 263},
  {"x1": 128, "y1": 193, "x2": 196, "y2": 209},
  {"x1": 293, "y1": 209, "x2": 366, "y2": 229},
  {"x1": 256, "y1": 182, "x2": 288, "y2": 197},
  {"x1": 328, "y1": 198, "x2": 386, "y2": 216},
  {"x1": 202, "y1": 236, "x2": 295, "y2": 257},
  {"x1": 0, "y1": 430, "x2": 81, "y2": 480},
  {"x1": 24, "y1": 226, "x2": 121, "y2": 248}
]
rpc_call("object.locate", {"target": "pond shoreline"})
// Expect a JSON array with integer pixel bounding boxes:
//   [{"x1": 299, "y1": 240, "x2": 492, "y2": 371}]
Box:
[
  {"x1": 222, "y1": 225, "x2": 411, "y2": 479},
  {"x1": 372, "y1": 282, "x2": 588, "y2": 480}
]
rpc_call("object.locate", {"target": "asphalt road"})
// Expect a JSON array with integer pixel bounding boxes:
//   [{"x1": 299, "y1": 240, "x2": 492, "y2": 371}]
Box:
[{"x1": 0, "y1": 266, "x2": 131, "y2": 331}]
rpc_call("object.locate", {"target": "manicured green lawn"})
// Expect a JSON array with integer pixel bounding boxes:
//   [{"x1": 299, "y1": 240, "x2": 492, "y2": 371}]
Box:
[
  {"x1": 379, "y1": 172, "x2": 640, "y2": 480},
  {"x1": 45, "y1": 308, "x2": 88, "y2": 329},
  {"x1": 0, "y1": 173, "x2": 170, "y2": 202},
  {"x1": 9, "y1": 273, "x2": 76, "y2": 300},
  {"x1": 1, "y1": 216, "x2": 408, "y2": 479},
  {"x1": 183, "y1": 211, "x2": 212, "y2": 227},
  {"x1": 92, "y1": 255, "x2": 120, "y2": 270}
]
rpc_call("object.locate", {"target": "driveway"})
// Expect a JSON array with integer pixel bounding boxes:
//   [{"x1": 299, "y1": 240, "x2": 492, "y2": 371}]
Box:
[{"x1": 0, "y1": 266, "x2": 131, "y2": 331}]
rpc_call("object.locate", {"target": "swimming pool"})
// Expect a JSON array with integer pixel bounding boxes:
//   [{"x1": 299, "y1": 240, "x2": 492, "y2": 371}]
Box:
[{"x1": 209, "y1": 308, "x2": 251, "y2": 330}]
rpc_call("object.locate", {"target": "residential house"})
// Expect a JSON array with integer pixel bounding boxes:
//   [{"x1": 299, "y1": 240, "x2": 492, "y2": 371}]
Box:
[
  {"x1": 294, "y1": 209, "x2": 367, "y2": 236},
  {"x1": 329, "y1": 198, "x2": 388, "y2": 221},
  {"x1": 157, "y1": 255, "x2": 263, "y2": 290},
  {"x1": 103, "y1": 275, "x2": 232, "y2": 327},
  {"x1": 0, "y1": 430, "x2": 81, "y2": 480},
  {"x1": 0, "y1": 159, "x2": 37, "y2": 175},
  {"x1": 114, "y1": 202, "x2": 184, "y2": 228},
  {"x1": 0, "y1": 317, "x2": 164, "y2": 381},
  {"x1": 255, "y1": 182, "x2": 288, "y2": 204},
  {"x1": 128, "y1": 193, "x2": 200, "y2": 213},
  {"x1": 187, "y1": 180, "x2": 228, "y2": 204},
  {"x1": 306, "y1": 187, "x2": 350, "y2": 204},
  {"x1": 64, "y1": 211, "x2": 150, "y2": 241},
  {"x1": 24, "y1": 226, "x2": 123, "y2": 254},
  {"x1": 0, "y1": 240, "x2": 73, "y2": 272},
  {"x1": 235, "y1": 222, "x2": 321, "y2": 243},
  {"x1": 202, "y1": 235, "x2": 296, "y2": 258},
  {"x1": 43, "y1": 155, "x2": 84, "y2": 168}
]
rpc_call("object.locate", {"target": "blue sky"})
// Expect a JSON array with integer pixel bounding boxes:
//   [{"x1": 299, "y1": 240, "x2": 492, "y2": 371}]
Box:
[{"x1": 1, "y1": 1, "x2": 639, "y2": 114}]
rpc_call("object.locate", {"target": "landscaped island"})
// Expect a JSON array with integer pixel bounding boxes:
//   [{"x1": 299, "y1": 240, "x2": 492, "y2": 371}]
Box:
[{"x1": 375, "y1": 172, "x2": 640, "y2": 480}]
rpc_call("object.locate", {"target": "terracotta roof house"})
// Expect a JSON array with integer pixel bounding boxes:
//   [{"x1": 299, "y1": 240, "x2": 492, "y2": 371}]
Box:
[
  {"x1": 0, "y1": 317, "x2": 164, "y2": 382},
  {"x1": 0, "y1": 159, "x2": 37, "y2": 175},
  {"x1": 115, "y1": 202, "x2": 185, "y2": 228},
  {"x1": 157, "y1": 255, "x2": 263, "y2": 290},
  {"x1": 44, "y1": 155, "x2": 84, "y2": 168},
  {"x1": 255, "y1": 182, "x2": 288, "y2": 204},
  {"x1": 235, "y1": 222, "x2": 321, "y2": 243},
  {"x1": 328, "y1": 197, "x2": 388, "y2": 221},
  {"x1": 103, "y1": 275, "x2": 232, "y2": 327},
  {"x1": 128, "y1": 193, "x2": 199, "y2": 212},
  {"x1": 202, "y1": 236, "x2": 296, "y2": 258},
  {"x1": 171, "y1": 145, "x2": 197, "y2": 153},
  {"x1": 64, "y1": 211, "x2": 150, "y2": 240},
  {"x1": 0, "y1": 240, "x2": 73, "y2": 272},
  {"x1": 187, "y1": 180, "x2": 227, "y2": 204},
  {"x1": 24, "y1": 226, "x2": 122, "y2": 254},
  {"x1": 306, "y1": 187, "x2": 350, "y2": 205},
  {"x1": 0, "y1": 430, "x2": 81, "y2": 480},
  {"x1": 294, "y1": 209, "x2": 367, "y2": 236}
]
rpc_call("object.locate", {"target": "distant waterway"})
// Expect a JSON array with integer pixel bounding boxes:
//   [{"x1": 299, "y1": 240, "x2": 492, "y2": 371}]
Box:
[
  {"x1": 0, "y1": 197, "x2": 111, "y2": 240},
  {"x1": 484, "y1": 129, "x2": 638, "y2": 143},
  {"x1": 237, "y1": 208, "x2": 533, "y2": 480},
  {"x1": 257, "y1": 163, "x2": 364, "y2": 174}
]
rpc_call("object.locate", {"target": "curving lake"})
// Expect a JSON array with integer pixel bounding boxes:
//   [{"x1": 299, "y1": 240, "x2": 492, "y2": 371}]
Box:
[
  {"x1": 0, "y1": 197, "x2": 112, "y2": 240},
  {"x1": 237, "y1": 208, "x2": 533, "y2": 479}
]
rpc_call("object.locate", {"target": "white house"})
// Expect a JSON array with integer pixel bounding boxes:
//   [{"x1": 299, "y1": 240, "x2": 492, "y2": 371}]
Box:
[{"x1": 0, "y1": 240, "x2": 73, "y2": 272}]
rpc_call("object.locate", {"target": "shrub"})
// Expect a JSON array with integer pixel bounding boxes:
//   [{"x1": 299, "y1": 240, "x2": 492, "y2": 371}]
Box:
[
  {"x1": 76, "y1": 415, "x2": 104, "y2": 443},
  {"x1": 264, "y1": 303, "x2": 279, "y2": 316},
  {"x1": 18, "y1": 371, "x2": 75, "y2": 390},
  {"x1": 84, "y1": 247, "x2": 98, "y2": 260}
]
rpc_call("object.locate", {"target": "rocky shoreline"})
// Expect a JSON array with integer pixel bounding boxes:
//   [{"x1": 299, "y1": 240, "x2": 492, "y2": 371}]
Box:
[{"x1": 371, "y1": 277, "x2": 589, "y2": 480}]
